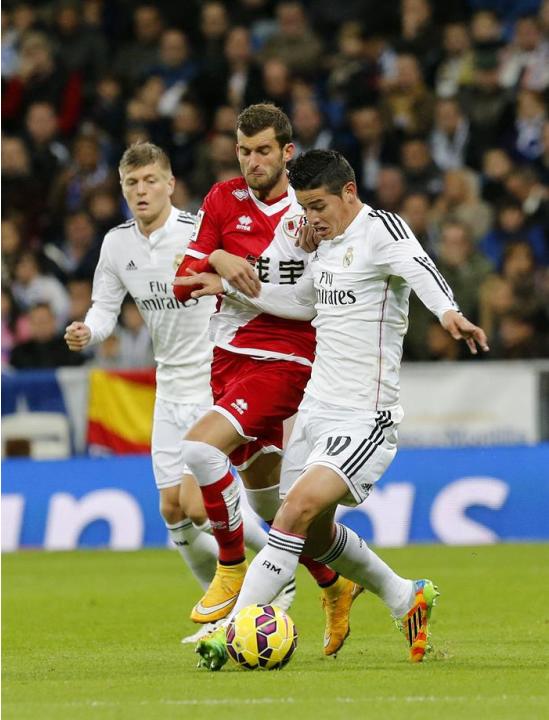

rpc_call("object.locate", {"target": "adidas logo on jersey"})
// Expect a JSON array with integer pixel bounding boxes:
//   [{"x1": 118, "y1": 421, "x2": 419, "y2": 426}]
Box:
[
  {"x1": 230, "y1": 398, "x2": 248, "y2": 415},
  {"x1": 236, "y1": 215, "x2": 252, "y2": 231},
  {"x1": 126, "y1": 260, "x2": 138, "y2": 271},
  {"x1": 232, "y1": 188, "x2": 249, "y2": 201}
]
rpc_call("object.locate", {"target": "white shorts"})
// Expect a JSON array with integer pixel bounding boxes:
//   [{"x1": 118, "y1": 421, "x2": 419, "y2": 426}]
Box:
[
  {"x1": 151, "y1": 397, "x2": 211, "y2": 490},
  {"x1": 280, "y1": 395, "x2": 402, "y2": 506}
]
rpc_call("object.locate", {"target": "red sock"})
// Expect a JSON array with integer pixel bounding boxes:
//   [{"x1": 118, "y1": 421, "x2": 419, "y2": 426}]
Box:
[
  {"x1": 201, "y1": 470, "x2": 245, "y2": 564},
  {"x1": 300, "y1": 554, "x2": 338, "y2": 587}
]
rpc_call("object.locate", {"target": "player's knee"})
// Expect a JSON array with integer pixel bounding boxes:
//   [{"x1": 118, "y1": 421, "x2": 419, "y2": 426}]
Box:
[
  {"x1": 181, "y1": 439, "x2": 227, "y2": 474},
  {"x1": 159, "y1": 494, "x2": 183, "y2": 524},
  {"x1": 276, "y1": 493, "x2": 318, "y2": 534}
]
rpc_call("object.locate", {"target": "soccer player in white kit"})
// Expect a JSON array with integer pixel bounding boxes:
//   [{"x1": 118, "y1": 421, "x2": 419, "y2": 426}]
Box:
[
  {"x1": 180, "y1": 149, "x2": 489, "y2": 669},
  {"x1": 64, "y1": 143, "x2": 269, "y2": 639}
]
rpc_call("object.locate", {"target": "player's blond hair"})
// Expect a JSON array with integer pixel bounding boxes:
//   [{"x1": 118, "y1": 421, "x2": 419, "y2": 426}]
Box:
[{"x1": 118, "y1": 142, "x2": 172, "y2": 177}]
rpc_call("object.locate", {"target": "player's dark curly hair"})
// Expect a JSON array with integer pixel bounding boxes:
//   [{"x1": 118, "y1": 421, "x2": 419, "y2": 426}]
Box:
[
  {"x1": 237, "y1": 103, "x2": 293, "y2": 148},
  {"x1": 288, "y1": 150, "x2": 356, "y2": 195}
]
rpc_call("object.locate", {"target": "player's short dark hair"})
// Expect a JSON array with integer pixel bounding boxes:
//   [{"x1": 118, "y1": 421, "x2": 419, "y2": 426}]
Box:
[
  {"x1": 119, "y1": 142, "x2": 172, "y2": 176},
  {"x1": 288, "y1": 150, "x2": 356, "y2": 195},
  {"x1": 237, "y1": 103, "x2": 293, "y2": 147}
]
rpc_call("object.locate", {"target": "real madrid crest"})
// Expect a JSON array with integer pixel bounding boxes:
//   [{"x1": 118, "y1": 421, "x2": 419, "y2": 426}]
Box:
[
  {"x1": 173, "y1": 253, "x2": 184, "y2": 271},
  {"x1": 343, "y1": 247, "x2": 354, "y2": 267}
]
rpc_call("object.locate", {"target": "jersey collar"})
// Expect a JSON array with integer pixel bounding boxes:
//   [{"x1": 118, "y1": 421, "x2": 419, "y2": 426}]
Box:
[
  {"x1": 134, "y1": 206, "x2": 180, "y2": 243},
  {"x1": 247, "y1": 185, "x2": 294, "y2": 216}
]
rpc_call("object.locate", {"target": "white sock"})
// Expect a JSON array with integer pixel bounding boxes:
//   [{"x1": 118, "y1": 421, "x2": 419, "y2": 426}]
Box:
[
  {"x1": 231, "y1": 528, "x2": 305, "y2": 618},
  {"x1": 241, "y1": 503, "x2": 268, "y2": 553},
  {"x1": 167, "y1": 519, "x2": 218, "y2": 590},
  {"x1": 245, "y1": 484, "x2": 281, "y2": 522},
  {"x1": 316, "y1": 523, "x2": 414, "y2": 617}
]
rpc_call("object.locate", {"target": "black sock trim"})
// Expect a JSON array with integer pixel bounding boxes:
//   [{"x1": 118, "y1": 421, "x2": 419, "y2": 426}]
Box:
[
  {"x1": 219, "y1": 557, "x2": 245, "y2": 566},
  {"x1": 318, "y1": 573, "x2": 340, "y2": 589}
]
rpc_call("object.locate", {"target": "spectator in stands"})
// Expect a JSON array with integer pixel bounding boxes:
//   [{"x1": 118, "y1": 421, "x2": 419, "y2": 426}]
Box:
[
  {"x1": 343, "y1": 105, "x2": 398, "y2": 200},
  {"x1": 425, "y1": 318, "x2": 462, "y2": 360},
  {"x1": 23, "y1": 101, "x2": 70, "y2": 192},
  {"x1": 509, "y1": 89, "x2": 546, "y2": 163},
  {"x1": 458, "y1": 51, "x2": 514, "y2": 169},
  {"x1": 86, "y1": 188, "x2": 125, "y2": 238},
  {"x1": 51, "y1": 1, "x2": 108, "y2": 99},
  {"x1": 260, "y1": 1, "x2": 323, "y2": 76},
  {"x1": 479, "y1": 199, "x2": 547, "y2": 268},
  {"x1": 380, "y1": 53, "x2": 435, "y2": 138},
  {"x1": 431, "y1": 167, "x2": 493, "y2": 242},
  {"x1": 45, "y1": 211, "x2": 100, "y2": 282},
  {"x1": 373, "y1": 166, "x2": 407, "y2": 213},
  {"x1": 145, "y1": 28, "x2": 197, "y2": 98},
  {"x1": 51, "y1": 134, "x2": 112, "y2": 218},
  {"x1": 2, "y1": 31, "x2": 82, "y2": 136},
  {"x1": 504, "y1": 166, "x2": 549, "y2": 228},
  {"x1": 117, "y1": 297, "x2": 154, "y2": 369},
  {"x1": 191, "y1": 131, "x2": 240, "y2": 198},
  {"x1": 1, "y1": 217, "x2": 24, "y2": 285},
  {"x1": 1, "y1": 136, "x2": 43, "y2": 223},
  {"x1": 11, "y1": 251, "x2": 70, "y2": 331},
  {"x1": 537, "y1": 119, "x2": 549, "y2": 185},
  {"x1": 291, "y1": 99, "x2": 333, "y2": 155},
  {"x1": 436, "y1": 221, "x2": 493, "y2": 321},
  {"x1": 396, "y1": 0, "x2": 440, "y2": 80},
  {"x1": 481, "y1": 147, "x2": 514, "y2": 204},
  {"x1": 400, "y1": 192, "x2": 437, "y2": 255},
  {"x1": 198, "y1": 0, "x2": 231, "y2": 69},
  {"x1": 495, "y1": 310, "x2": 548, "y2": 359},
  {"x1": 89, "y1": 75, "x2": 126, "y2": 141},
  {"x1": 435, "y1": 22, "x2": 474, "y2": 98},
  {"x1": 168, "y1": 100, "x2": 206, "y2": 182},
  {"x1": 430, "y1": 97, "x2": 472, "y2": 171},
  {"x1": 499, "y1": 14, "x2": 549, "y2": 91},
  {"x1": 10, "y1": 302, "x2": 85, "y2": 369},
  {"x1": 113, "y1": 4, "x2": 164, "y2": 92},
  {"x1": 254, "y1": 57, "x2": 293, "y2": 114},
  {"x1": 1, "y1": 288, "x2": 31, "y2": 368},
  {"x1": 400, "y1": 137, "x2": 443, "y2": 197},
  {"x1": 66, "y1": 276, "x2": 93, "y2": 324}
]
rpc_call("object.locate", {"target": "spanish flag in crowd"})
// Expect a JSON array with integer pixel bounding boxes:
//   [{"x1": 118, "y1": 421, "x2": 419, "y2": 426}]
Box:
[{"x1": 87, "y1": 369, "x2": 156, "y2": 454}]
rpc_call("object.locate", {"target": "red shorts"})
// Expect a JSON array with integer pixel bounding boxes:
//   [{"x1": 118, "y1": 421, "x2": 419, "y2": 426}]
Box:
[{"x1": 211, "y1": 347, "x2": 312, "y2": 470}]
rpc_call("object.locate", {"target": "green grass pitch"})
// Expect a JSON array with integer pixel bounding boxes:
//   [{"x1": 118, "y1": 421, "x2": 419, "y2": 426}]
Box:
[{"x1": 3, "y1": 544, "x2": 549, "y2": 720}]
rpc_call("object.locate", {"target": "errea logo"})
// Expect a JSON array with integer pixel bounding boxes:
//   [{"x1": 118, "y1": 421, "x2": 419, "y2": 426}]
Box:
[
  {"x1": 236, "y1": 215, "x2": 252, "y2": 231},
  {"x1": 231, "y1": 398, "x2": 248, "y2": 415}
]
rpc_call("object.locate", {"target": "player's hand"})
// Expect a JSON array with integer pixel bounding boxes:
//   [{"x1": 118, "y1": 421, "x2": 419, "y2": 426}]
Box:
[
  {"x1": 296, "y1": 223, "x2": 320, "y2": 253},
  {"x1": 173, "y1": 272, "x2": 224, "y2": 298},
  {"x1": 441, "y1": 310, "x2": 490, "y2": 355},
  {"x1": 64, "y1": 322, "x2": 92, "y2": 351},
  {"x1": 208, "y1": 250, "x2": 260, "y2": 297}
]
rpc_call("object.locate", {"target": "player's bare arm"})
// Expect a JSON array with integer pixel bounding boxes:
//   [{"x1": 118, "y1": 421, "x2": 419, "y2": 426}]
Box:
[
  {"x1": 208, "y1": 249, "x2": 261, "y2": 297},
  {"x1": 64, "y1": 322, "x2": 92, "y2": 351},
  {"x1": 441, "y1": 310, "x2": 490, "y2": 355},
  {"x1": 173, "y1": 271, "x2": 224, "y2": 299}
]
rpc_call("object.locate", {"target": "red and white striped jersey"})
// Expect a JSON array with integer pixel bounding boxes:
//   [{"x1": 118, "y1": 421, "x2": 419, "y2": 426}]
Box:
[{"x1": 183, "y1": 177, "x2": 315, "y2": 366}]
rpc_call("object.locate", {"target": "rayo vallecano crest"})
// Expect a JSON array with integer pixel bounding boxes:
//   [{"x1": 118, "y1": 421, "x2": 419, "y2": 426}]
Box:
[
  {"x1": 232, "y1": 188, "x2": 249, "y2": 201},
  {"x1": 343, "y1": 247, "x2": 354, "y2": 267},
  {"x1": 283, "y1": 215, "x2": 304, "y2": 239}
]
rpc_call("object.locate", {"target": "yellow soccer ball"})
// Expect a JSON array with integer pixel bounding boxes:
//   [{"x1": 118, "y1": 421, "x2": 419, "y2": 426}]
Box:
[{"x1": 226, "y1": 604, "x2": 298, "y2": 670}]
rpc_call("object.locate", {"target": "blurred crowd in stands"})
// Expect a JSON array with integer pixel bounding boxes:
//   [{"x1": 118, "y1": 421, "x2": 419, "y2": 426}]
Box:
[{"x1": 2, "y1": 0, "x2": 548, "y2": 370}]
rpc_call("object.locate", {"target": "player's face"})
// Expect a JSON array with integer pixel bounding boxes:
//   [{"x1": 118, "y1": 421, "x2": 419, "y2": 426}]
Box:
[
  {"x1": 120, "y1": 163, "x2": 174, "y2": 225},
  {"x1": 296, "y1": 184, "x2": 357, "y2": 240},
  {"x1": 236, "y1": 127, "x2": 294, "y2": 198}
]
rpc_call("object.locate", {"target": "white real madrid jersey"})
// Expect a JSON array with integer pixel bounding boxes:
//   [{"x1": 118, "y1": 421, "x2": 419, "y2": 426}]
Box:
[
  {"x1": 224, "y1": 205, "x2": 459, "y2": 412},
  {"x1": 85, "y1": 206, "x2": 215, "y2": 404}
]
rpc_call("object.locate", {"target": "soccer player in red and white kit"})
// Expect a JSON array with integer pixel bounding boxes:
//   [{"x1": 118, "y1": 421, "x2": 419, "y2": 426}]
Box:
[{"x1": 173, "y1": 104, "x2": 361, "y2": 655}]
